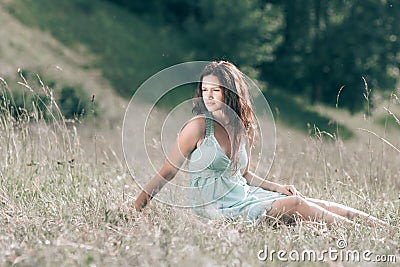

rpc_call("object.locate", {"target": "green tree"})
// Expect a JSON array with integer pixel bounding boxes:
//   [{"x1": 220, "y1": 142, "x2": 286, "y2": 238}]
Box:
[
  {"x1": 261, "y1": 0, "x2": 400, "y2": 112},
  {"x1": 106, "y1": 0, "x2": 283, "y2": 77},
  {"x1": 183, "y1": 0, "x2": 282, "y2": 71}
]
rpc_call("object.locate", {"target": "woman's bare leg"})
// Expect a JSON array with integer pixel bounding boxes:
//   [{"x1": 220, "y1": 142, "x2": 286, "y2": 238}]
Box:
[
  {"x1": 305, "y1": 198, "x2": 386, "y2": 226},
  {"x1": 267, "y1": 196, "x2": 353, "y2": 226}
]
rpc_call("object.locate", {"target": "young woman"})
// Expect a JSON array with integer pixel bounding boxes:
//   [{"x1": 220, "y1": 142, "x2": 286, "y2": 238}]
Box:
[{"x1": 133, "y1": 61, "x2": 385, "y2": 226}]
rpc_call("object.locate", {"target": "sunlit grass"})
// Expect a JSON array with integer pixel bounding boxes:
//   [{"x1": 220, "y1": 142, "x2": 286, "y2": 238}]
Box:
[{"x1": 0, "y1": 74, "x2": 399, "y2": 266}]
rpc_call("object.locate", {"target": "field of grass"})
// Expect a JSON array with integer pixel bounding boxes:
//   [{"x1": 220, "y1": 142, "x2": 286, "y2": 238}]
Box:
[{"x1": 0, "y1": 72, "x2": 399, "y2": 266}]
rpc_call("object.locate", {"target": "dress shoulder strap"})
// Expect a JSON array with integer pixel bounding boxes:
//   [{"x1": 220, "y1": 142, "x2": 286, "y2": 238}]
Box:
[{"x1": 205, "y1": 112, "x2": 214, "y2": 137}]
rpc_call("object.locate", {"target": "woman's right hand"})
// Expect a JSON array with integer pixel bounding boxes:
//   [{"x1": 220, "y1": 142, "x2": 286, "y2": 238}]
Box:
[
  {"x1": 131, "y1": 190, "x2": 151, "y2": 213},
  {"x1": 131, "y1": 201, "x2": 142, "y2": 213},
  {"x1": 276, "y1": 184, "x2": 305, "y2": 198}
]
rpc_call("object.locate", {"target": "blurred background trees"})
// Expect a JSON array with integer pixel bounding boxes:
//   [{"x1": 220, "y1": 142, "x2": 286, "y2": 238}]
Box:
[
  {"x1": 260, "y1": 0, "x2": 400, "y2": 112},
  {"x1": 107, "y1": 0, "x2": 400, "y2": 112},
  {"x1": 7, "y1": 0, "x2": 400, "y2": 114}
]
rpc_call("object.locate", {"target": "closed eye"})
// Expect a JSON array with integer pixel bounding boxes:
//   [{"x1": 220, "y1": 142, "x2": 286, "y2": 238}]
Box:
[{"x1": 202, "y1": 87, "x2": 221, "y2": 92}]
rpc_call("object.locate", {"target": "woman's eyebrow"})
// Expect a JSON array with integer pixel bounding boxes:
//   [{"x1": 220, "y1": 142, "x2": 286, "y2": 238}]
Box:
[{"x1": 201, "y1": 85, "x2": 221, "y2": 89}]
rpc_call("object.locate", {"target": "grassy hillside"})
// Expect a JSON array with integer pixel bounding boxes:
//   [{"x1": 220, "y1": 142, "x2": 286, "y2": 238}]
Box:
[
  {"x1": 4, "y1": 0, "x2": 370, "y2": 138},
  {"x1": 6, "y1": 0, "x2": 191, "y2": 98},
  {"x1": 0, "y1": 1, "x2": 126, "y2": 128}
]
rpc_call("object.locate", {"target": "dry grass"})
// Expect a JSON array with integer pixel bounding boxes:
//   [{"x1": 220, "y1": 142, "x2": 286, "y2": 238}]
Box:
[{"x1": 0, "y1": 74, "x2": 399, "y2": 267}]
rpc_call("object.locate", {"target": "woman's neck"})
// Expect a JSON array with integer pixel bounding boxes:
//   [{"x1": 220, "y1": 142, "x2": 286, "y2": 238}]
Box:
[{"x1": 211, "y1": 110, "x2": 230, "y2": 126}]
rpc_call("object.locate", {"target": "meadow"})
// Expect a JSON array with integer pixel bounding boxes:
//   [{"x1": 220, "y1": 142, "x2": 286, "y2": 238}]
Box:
[
  {"x1": 0, "y1": 72, "x2": 399, "y2": 267},
  {"x1": 0, "y1": 1, "x2": 399, "y2": 266}
]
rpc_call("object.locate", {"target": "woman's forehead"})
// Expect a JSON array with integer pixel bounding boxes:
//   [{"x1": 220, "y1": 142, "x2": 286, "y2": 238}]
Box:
[{"x1": 202, "y1": 75, "x2": 220, "y2": 87}]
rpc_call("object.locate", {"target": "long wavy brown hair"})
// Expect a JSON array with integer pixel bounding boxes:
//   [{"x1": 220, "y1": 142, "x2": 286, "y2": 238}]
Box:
[{"x1": 192, "y1": 61, "x2": 256, "y2": 170}]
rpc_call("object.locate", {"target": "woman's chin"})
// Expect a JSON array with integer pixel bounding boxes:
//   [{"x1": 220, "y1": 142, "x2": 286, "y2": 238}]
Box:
[
  {"x1": 206, "y1": 108, "x2": 219, "y2": 113},
  {"x1": 205, "y1": 106, "x2": 215, "y2": 112},
  {"x1": 206, "y1": 105, "x2": 222, "y2": 113}
]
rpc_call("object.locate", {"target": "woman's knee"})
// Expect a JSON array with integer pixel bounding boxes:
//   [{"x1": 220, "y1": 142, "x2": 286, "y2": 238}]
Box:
[
  {"x1": 287, "y1": 195, "x2": 304, "y2": 207},
  {"x1": 268, "y1": 196, "x2": 306, "y2": 218},
  {"x1": 275, "y1": 196, "x2": 304, "y2": 211},
  {"x1": 269, "y1": 196, "x2": 306, "y2": 215}
]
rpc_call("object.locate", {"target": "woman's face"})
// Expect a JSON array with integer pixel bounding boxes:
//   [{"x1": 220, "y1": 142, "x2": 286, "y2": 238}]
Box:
[{"x1": 201, "y1": 75, "x2": 224, "y2": 113}]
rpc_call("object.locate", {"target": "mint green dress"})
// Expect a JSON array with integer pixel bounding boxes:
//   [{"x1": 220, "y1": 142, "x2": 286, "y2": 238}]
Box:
[{"x1": 188, "y1": 113, "x2": 288, "y2": 222}]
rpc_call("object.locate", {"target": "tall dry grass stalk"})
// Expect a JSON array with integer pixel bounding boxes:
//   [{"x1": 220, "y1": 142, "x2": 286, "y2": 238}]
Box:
[{"x1": 0, "y1": 73, "x2": 130, "y2": 266}]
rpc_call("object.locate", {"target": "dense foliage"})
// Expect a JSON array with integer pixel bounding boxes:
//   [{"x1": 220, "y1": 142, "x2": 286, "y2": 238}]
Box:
[
  {"x1": 108, "y1": 0, "x2": 400, "y2": 112},
  {"x1": 7, "y1": 0, "x2": 400, "y2": 113}
]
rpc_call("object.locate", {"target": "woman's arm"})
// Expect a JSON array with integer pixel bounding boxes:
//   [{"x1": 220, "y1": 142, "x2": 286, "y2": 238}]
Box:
[
  {"x1": 132, "y1": 116, "x2": 205, "y2": 212},
  {"x1": 243, "y1": 170, "x2": 281, "y2": 191},
  {"x1": 243, "y1": 168, "x2": 303, "y2": 197}
]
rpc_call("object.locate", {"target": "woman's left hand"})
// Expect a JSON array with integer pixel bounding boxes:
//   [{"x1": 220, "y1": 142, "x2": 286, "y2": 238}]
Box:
[{"x1": 277, "y1": 184, "x2": 305, "y2": 198}]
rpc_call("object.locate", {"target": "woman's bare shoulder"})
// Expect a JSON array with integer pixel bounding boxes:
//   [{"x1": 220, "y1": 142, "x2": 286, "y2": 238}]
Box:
[
  {"x1": 181, "y1": 114, "x2": 206, "y2": 135},
  {"x1": 174, "y1": 114, "x2": 206, "y2": 150}
]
